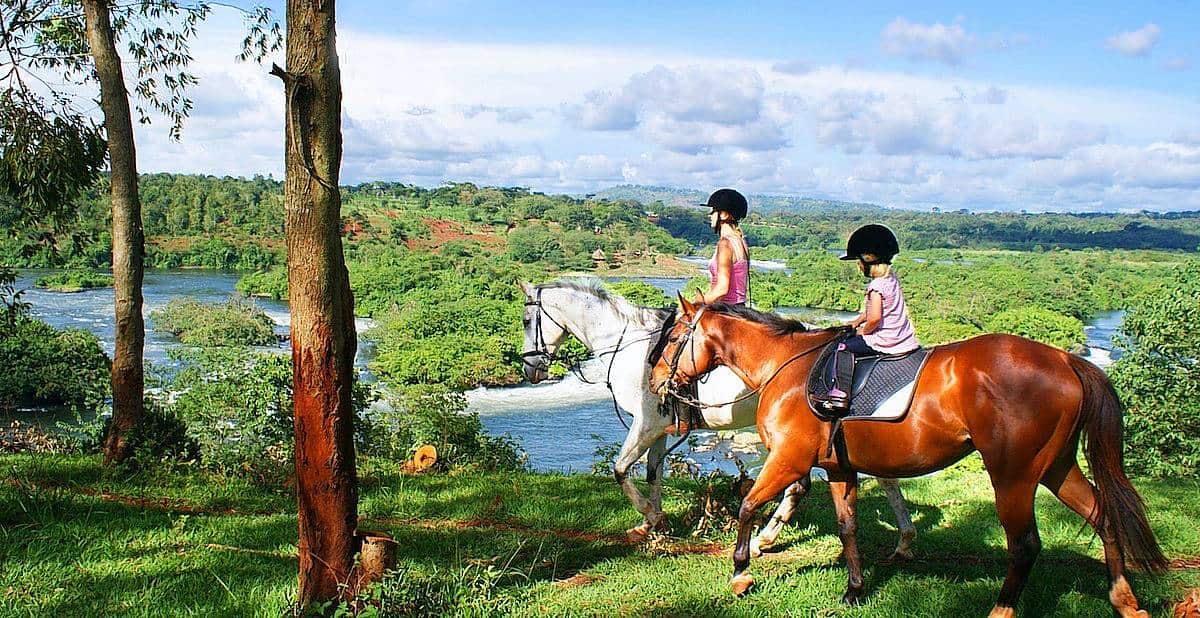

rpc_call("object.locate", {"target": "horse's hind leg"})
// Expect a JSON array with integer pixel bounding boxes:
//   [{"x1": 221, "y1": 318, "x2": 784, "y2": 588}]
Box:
[
  {"x1": 750, "y1": 476, "x2": 810, "y2": 557},
  {"x1": 730, "y1": 457, "x2": 808, "y2": 597},
  {"x1": 879, "y1": 478, "x2": 916, "y2": 561},
  {"x1": 1042, "y1": 461, "x2": 1149, "y2": 618},
  {"x1": 988, "y1": 481, "x2": 1041, "y2": 618}
]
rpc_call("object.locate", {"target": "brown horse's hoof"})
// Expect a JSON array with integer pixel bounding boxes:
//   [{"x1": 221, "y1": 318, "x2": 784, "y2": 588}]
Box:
[
  {"x1": 988, "y1": 607, "x2": 1015, "y2": 618},
  {"x1": 731, "y1": 573, "x2": 755, "y2": 597},
  {"x1": 842, "y1": 589, "x2": 864, "y2": 605},
  {"x1": 880, "y1": 549, "x2": 914, "y2": 564}
]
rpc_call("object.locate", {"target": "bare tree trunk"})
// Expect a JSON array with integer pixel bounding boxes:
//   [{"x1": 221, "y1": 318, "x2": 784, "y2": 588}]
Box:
[
  {"x1": 273, "y1": 0, "x2": 359, "y2": 608},
  {"x1": 82, "y1": 0, "x2": 144, "y2": 466}
]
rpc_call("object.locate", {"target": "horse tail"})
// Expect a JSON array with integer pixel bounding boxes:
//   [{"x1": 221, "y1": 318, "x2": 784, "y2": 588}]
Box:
[{"x1": 1068, "y1": 354, "x2": 1167, "y2": 573}]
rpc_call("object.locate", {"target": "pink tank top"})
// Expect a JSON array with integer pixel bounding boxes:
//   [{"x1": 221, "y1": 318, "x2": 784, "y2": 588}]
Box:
[{"x1": 708, "y1": 241, "x2": 749, "y2": 305}]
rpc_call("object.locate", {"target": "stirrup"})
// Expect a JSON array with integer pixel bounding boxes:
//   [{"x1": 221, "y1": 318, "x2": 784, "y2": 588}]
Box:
[{"x1": 813, "y1": 390, "x2": 849, "y2": 412}]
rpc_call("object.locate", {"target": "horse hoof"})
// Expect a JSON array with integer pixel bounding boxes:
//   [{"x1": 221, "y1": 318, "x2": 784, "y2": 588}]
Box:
[
  {"x1": 881, "y1": 549, "x2": 913, "y2": 564},
  {"x1": 731, "y1": 573, "x2": 755, "y2": 597},
  {"x1": 842, "y1": 590, "x2": 863, "y2": 605},
  {"x1": 626, "y1": 524, "x2": 651, "y2": 543},
  {"x1": 749, "y1": 538, "x2": 767, "y2": 558}
]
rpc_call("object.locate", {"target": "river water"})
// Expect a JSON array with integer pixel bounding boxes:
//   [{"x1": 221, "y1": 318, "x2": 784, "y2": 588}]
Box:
[{"x1": 9, "y1": 269, "x2": 1123, "y2": 473}]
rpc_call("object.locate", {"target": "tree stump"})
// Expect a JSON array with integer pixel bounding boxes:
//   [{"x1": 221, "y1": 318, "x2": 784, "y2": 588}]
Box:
[
  {"x1": 402, "y1": 445, "x2": 438, "y2": 473},
  {"x1": 352, "y1": 530, "x2": 398, "y2": 598}
]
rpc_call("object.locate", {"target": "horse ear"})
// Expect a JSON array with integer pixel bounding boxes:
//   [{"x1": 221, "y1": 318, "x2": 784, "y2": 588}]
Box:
[
  {"x1": 693, "y1": 291, "x2": 705, "y2": 305},
  {"x1": 678, "y1": 292, "x2": 695, "y2": 315},
  {"x1": 520, "y1": 281, "x2": 534, "y2": 297}
]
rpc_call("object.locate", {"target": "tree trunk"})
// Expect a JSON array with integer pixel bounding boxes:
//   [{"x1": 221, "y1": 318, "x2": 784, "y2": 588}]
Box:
[
  {"x1": 275, "y1": 0, "x2": 359, "y2": 608},
  {"x1": 82, "y1": 0, "x2": 144, "y2": 466}
]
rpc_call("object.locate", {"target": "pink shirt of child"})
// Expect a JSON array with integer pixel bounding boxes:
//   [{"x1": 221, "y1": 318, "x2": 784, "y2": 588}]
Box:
[{"x1": 863, "y1": 272, "x2": 919, "y2": 354}]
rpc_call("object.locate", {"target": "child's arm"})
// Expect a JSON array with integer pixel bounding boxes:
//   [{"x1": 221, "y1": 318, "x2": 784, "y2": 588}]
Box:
[{"x1": 856, "y1": 291, "x2": 884, "y2": 335}]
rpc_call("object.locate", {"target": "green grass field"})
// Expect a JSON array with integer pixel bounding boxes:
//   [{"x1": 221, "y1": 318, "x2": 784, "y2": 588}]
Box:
[{"x1": 1, "y1": 454, "x2": 1197, "y2": 616}]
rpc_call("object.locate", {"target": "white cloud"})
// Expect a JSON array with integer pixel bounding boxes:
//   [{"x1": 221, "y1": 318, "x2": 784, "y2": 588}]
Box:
[
  {"x1": 771, "y1": 59, "x2": 813, "y2": 75},
  {"x1": 1162, "y1": 56, "x2": 1192, "y2": 71},
  {"x1": 881, "y1": 18, "x2": 974, "y2": 66},
  {"x1": 1105, "y1": 23, "x2": 1161, "y2": 57},
  {"x1": 116, "y1": 17, "x2": 1200, "y2": 212}
]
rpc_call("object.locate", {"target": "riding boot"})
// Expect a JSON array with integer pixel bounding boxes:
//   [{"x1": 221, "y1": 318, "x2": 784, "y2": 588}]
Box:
[{"x1": 814, "y1": 343, "x2": 854, "y2": 413}]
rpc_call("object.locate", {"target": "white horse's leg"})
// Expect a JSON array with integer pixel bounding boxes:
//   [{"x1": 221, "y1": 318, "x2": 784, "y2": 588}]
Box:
[
  {"x1": 750, "y1": 476, "x2": 811, "y2": 557},
  {"x1": 879, "y1": 478, "x2": 916, "y2": 561},
  {"x1": 614, "y1": 417, "x2": 667, "y2": 542},
  {"x1": 646, "y1": 435, "x2": 668, "y2": 531}
]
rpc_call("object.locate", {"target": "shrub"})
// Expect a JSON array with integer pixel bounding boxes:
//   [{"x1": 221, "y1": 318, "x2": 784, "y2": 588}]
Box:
[
  {"x1": 1108, "y1": 261, "x2": 1200, "y2": 477},
  {"x1": 606, "y1": 279, "x2": 670, "y2": 306},
  {"x1": 34, "y1": 269, "x2": 113, "y2": 292},
  {"x1": 162, "y1": 348, "x2": 296, "y2": 481},
  {"x1": 150, "y1": 296, "x2": 278, "y2": 347},
  {"x1": 236, "y1": 268, "x2": 288, "y2": 300},
  {"x1": 986, "y1": 306, "x2": 1085, "y2": 349},
  {"x1": 361, "y1": 385, "x2": 527, "y2": 472},
  {"x1": 0, "y1": 317, "x2": 109, "y2": 412}
]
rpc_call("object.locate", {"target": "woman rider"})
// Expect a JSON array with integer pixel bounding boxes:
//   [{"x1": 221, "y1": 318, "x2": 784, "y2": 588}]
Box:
[{"x1": 700, "y1": 188, "x2": 750, "y2": 305}]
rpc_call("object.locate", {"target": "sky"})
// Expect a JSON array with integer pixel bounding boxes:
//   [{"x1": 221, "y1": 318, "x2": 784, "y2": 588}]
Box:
[{"x1": 122, "y1": 1, "x2": 1200, "y2": 211}]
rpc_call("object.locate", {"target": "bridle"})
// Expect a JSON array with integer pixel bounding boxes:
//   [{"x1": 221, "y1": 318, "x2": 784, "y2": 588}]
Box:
[{"x1": 521, "y1": 287, "x2": 564, "y2": 374}]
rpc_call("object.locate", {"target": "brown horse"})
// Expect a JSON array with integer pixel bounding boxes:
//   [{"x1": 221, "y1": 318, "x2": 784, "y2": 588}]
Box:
[{"x1": 649, "y1": 297, "x2": 1166, "y2": 618}]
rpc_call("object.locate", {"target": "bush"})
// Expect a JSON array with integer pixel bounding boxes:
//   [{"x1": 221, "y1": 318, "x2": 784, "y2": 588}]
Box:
[
  {"x1": 361, "y1": 385, "x2": 527, "y2": 472},
  {"x1": 0, "y1": 317, "x2": 110, "y2": 412},
  {"x1": 161, "y1": 348, "x2": 297, "y2": 481},
  {"x1": 606, "y1": 279, "x2": 670, "y2": 306},
  {"x1": 1108, "y1": 261, "x2": 1200, "y2": 477},
  {"x1": 34, "y1": 269, "x2": 113, "y2": 292},
  {"x1": 236, "y1": 268, "x2": 288, "y2": 300},
  {"x1": 122, "y1": 400, "x2": 201, "y2": 468},
  {"x1": 986, "y1": 306, "x2": 1085, "y2": 349},
  {"x1": 150, "y1": 297, "x2": 279, "y2": 347}
]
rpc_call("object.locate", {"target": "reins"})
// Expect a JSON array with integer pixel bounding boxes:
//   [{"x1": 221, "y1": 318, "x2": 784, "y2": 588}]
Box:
[{"x1": 663, "y1": 309, "x2": 839, "y2": 410}]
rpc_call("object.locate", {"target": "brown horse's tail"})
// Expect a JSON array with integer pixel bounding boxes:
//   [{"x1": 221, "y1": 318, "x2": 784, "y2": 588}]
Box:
[{"x1": 1068, "y1": 354, "x2": 1167, "y2": 573}]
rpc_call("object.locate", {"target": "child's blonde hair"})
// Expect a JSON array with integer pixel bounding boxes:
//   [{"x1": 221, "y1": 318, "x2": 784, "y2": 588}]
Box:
[{"x1": 859, "y1": 254, "x2": 892, "y2": 278}]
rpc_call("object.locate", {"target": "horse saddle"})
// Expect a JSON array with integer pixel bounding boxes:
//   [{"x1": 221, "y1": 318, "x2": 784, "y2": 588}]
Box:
[{"x1": 807, "y1": 343, "x2": 931, "y2": 422}]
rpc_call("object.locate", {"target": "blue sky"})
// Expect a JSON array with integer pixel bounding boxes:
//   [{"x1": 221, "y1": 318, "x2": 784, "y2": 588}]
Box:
[{"x1": 132, "y1": 1, "x2": 1200, "y2": 211}]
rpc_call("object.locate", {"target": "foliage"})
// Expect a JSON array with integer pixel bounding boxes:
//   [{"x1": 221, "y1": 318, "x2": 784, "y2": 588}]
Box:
[
  {"x1": 155, "y1": 349, "x2": 293, "y2": 481},
  {"x1": 346, "y1": 563, "x2": 518, "y2": 617},
  {"x1": 986, "y1": 306, "x2": 1085, "y2": 349},
  {"x1": 0, "y1": 316, "x2": 109, "y2": 413},
  {"x1": 120, "y1": 399, "x2": 201, "y2": 469},
  {"x1": 1109, "y1": 262, "x2": 1200, "y2": 477},
  {"x1": 361, "y1": 385, "x2": 527, "y2": 473},
  {"x1": 236, "y1": 267, "x2": 288, "y2": 300},
  {"x1": 605, "y1": 279, "x2": 671, "y2": 306},
  {"x1": 33, "y1": 269, "x2": 113, "y2": 292},
  {"x1": 1, "y1": 421, "x2": 73, "y2": 454},
  {"x1": 506, "y1": 224, "x2": 565, "y2": 266},
  {"x1": 149, "y1": 296, "x2": 278, "y2": 347},
  {"x1": 0, "y1": 90, "x2": 106, "y2": 237}
]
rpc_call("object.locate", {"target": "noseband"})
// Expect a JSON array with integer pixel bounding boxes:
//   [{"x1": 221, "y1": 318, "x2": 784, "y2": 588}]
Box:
[
  {"x1": 521, "y1": 287, "x2": 568, "y2": 372},
  {"x1": 663, "y1": 305, "x2": 706, "y2": 393}
]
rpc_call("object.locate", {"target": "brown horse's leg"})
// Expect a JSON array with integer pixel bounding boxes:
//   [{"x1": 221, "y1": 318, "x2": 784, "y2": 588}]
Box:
[
  {"x1": 988, "y1": 482, "x2": 1040, "y2": 618},
  {"x1": 829, "y1": 474, "x2": 865, "y2": 604},
  {"x1": 730, "y1": 458, "x2": 808, "y2": 597},
  {"x1": 1043, "y1": 462, "x2": 1149, "y2": 618}
]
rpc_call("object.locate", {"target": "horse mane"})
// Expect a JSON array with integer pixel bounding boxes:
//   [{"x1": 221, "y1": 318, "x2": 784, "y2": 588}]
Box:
[
  {"x1": 705, "y1": 301, "x2": 809, "y2": 337},
  {"x1": 539, "y1": 279, "x2": 672, "y2": 326}
]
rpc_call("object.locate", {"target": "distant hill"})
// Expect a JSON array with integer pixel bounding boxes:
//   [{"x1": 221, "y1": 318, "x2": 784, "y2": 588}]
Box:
[{"x1": 591, "y1": 184, "x2": 886, "y2": 213}]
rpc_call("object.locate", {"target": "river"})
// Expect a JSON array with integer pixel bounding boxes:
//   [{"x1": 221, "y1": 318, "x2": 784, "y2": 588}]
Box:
[{"x1": 9, "y1": 269, "x2": 1123, "y2": 473}]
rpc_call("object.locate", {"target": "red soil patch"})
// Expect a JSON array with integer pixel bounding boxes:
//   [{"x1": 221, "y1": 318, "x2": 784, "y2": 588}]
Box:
[{"x1": 556, "y1": 573, "x2": 602, "y2": 588}]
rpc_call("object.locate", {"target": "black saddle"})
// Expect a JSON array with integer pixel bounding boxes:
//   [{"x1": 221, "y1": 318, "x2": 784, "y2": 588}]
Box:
[{"x1": 807, "y1": 342, "x2": 931, "y2": 421}]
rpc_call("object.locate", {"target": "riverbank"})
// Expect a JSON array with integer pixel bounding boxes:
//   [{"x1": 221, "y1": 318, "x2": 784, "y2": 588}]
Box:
[{"x1": 1, "y1": 453, "x2": 1196, "y2": 616}]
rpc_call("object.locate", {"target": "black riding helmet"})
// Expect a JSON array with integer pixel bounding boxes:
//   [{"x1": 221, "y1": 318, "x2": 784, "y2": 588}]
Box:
[
  {"x1": 702, "y1": 188, "x2": 748, "y2": 221},
  {"x1": 840, "y1": 224, "x2": 900, "y2": 264}
]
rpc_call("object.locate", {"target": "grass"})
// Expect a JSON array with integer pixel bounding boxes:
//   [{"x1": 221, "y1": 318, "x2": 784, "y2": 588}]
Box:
[{"x1": 0, "y1": 454, "x2": 1197, "y2": 616}]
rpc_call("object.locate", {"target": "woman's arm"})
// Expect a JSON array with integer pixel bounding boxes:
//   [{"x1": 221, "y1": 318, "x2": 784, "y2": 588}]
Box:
[
  {"x1": 857, "y1": 291, "x2": 883, "y2": 335},
  {"x1": 702, "y1": 238, "x2": 733, "y2": 303}
]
